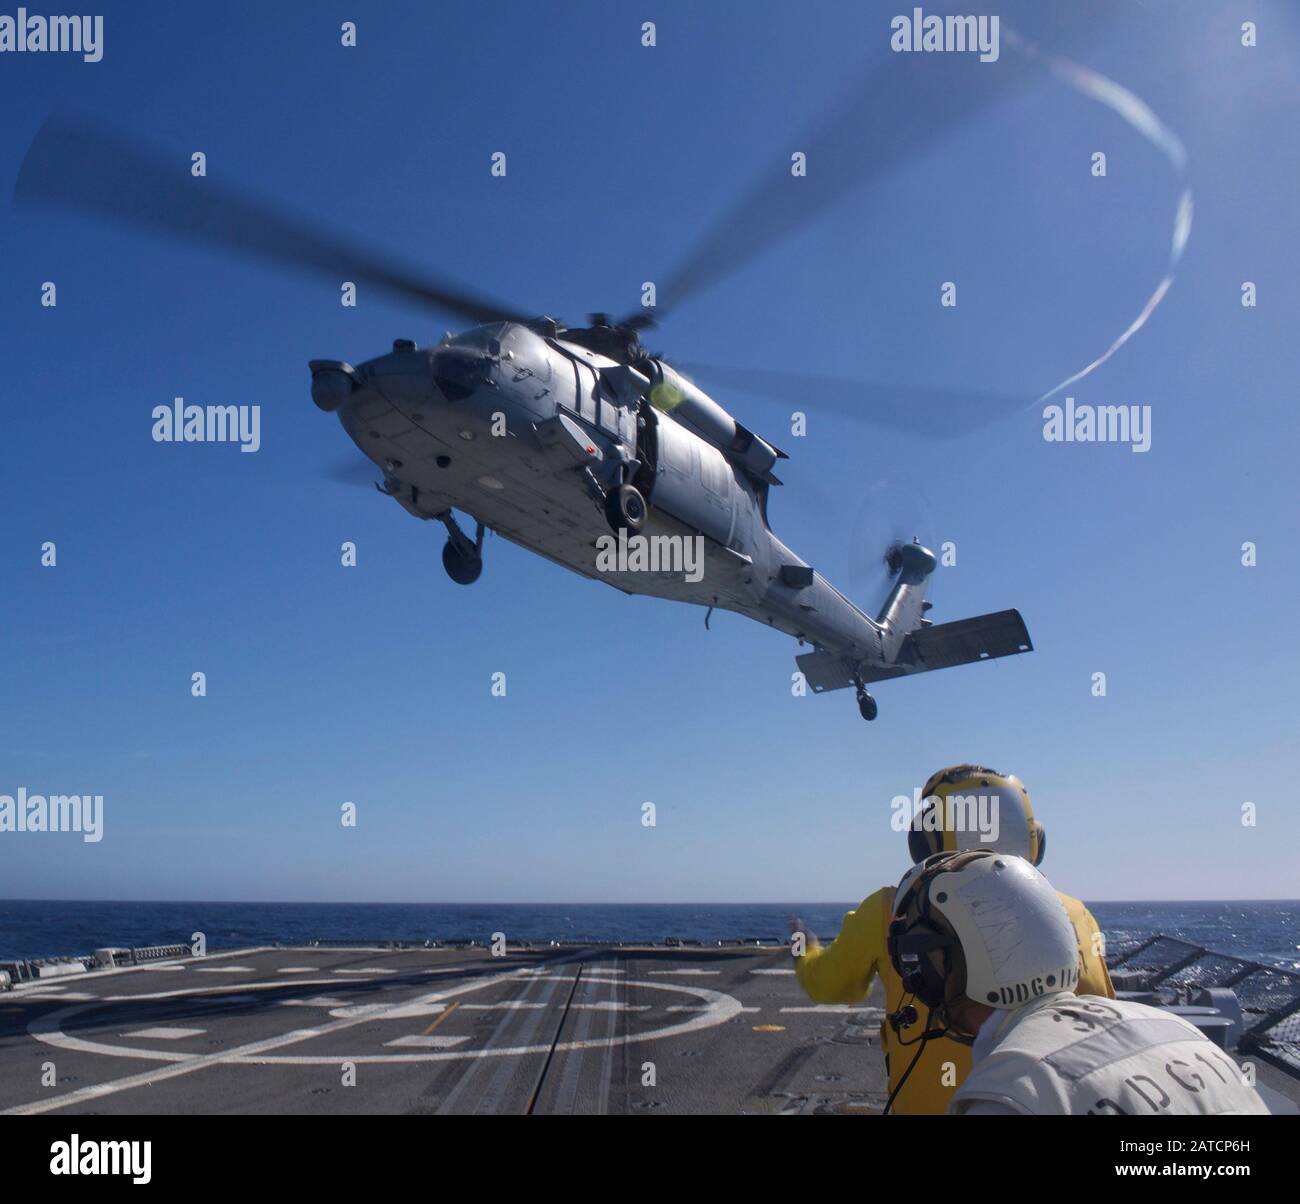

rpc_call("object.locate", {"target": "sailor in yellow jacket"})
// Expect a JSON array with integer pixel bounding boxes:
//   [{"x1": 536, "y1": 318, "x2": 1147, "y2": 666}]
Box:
[{"x1": 792, "y1": 764, "x2": 1114, "y2": 1115}]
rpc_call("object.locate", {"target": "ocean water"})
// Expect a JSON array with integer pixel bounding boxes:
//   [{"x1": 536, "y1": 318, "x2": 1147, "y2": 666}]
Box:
[{"x1": 1, "y1": 898, "x2": 1297, "y2": 969}]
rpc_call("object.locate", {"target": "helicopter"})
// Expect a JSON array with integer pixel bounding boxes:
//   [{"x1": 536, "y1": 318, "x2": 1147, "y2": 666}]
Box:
[
  {"x1": 15, "y1": 69, "x2": 1039, "y2": 720},
  {"x1": 308, "y1": 313, "x2": 1031, "y2": 721}
]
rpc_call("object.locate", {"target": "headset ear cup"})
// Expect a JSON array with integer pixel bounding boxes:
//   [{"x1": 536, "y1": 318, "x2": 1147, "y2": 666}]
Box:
[
  {"x1": 907, "y1": 824, "x2": 929, "y2": 864},
  {"x1": 891, "y1": 863, "x2": 954, "y2": 1011},
  {"x1": 1033, "y1": 822, "x2": 1047, "y2": 866}
]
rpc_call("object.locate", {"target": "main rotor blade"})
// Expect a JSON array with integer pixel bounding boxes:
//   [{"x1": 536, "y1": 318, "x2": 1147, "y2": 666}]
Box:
[
  {"x1": 679, "y1": 362, "x2": 1025, "y2": 439},
  {"x1": 15, "y1": 113, "x2": 528, "y2": 326},
  {"x1": 652, "y1": 62, "x2": 1019, "y2": 319},
  {"x1": 646, "y1": 7, "x2": 1109, "y2": 322}
]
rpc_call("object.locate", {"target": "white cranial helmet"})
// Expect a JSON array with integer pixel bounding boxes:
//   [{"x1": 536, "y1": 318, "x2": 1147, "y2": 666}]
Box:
[{"x1": 891, "y1": 851, "x2": 1080, "y2": 1012}]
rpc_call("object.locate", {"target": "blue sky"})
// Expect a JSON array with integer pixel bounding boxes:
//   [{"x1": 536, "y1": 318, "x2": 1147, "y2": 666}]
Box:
[{"x1": 1, "y1": 1, "x2": 1296, "y2": 903}]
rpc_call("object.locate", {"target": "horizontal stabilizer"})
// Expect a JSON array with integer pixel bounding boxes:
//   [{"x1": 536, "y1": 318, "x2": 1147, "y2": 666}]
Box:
[
  {"x1": 906, "y1": 609, "x2": 1033, "y2": 672},
  {"x1": 795, "y1": 609, "x2": 1033, "y2": 692}
]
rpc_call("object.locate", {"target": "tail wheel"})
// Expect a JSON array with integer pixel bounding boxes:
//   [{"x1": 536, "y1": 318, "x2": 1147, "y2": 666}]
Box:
[
  {"x1": 857, "y1": 690, "x2": 878, "y2": 722},
  {"x1": 605, "y1": 483, "x2": 647, "y2": 534}
]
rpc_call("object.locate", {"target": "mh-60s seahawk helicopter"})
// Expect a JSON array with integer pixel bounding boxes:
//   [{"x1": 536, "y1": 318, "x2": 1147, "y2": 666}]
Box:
[
  {"x1": 18, "y1": 87, "x2": 1035, "y2": 721},
  {"x1": 308, "y1": 314, "x2": 1030, "y2": 721}
]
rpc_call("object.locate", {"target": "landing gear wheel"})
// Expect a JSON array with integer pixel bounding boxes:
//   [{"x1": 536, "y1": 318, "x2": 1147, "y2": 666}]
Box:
[
  {"x1": 605, "y1": 483, "x2": 647, "y2": 534},
  {"x1": 442, "y1": 540, "x2": 482, "y2": 585},
  {"x1": 857, "y1": 690, "x2": 878, "y2": 722}
]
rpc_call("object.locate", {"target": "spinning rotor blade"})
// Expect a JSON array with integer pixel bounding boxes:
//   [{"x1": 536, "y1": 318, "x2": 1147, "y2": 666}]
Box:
[
  {"x1": 640, "y1": 55, "x2": 1024, "y2": 324},
  {"x1": 14, "y1": 114, "x2": 528, "y2": 326},
  {"x1": 849, "y1": 476, "x2": 939, "y2": 602},
  {"x1": 679, "y1": 362, "x2": 1025, "y2": 439},
  {"x1": 629, "y1": 5, "x2": 1114, "y2": 328}
]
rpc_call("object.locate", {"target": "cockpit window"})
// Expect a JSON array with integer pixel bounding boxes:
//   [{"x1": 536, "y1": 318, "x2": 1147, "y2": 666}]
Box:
[
  {"x1": 432, "y1": 350, "x2": 484, "y2": 401},
  {"x1": 443, "y1": 323, "x2": 509, "y2": 351}
]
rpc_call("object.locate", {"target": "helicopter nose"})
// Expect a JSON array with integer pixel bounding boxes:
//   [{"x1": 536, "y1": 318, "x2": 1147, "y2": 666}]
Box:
[
  {"x1": 365, "y1": 347, "x2": 441, "y2": 414},
  {"x1": 317, "y1": 351, "x2": 444, "y2": 472},
  {"x1": 312, "y1": 343, "x2": 443, "y2": 414}
]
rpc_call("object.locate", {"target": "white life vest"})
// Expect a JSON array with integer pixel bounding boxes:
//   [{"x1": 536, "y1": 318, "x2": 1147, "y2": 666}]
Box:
[{"x1": 949, "y1": 993, "x2": 1270, "y2": 1115}]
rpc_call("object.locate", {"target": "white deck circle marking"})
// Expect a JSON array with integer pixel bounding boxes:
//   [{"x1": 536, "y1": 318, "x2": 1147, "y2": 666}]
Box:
[
  {"x1": 9, "y1": 991, "x2": 96, "y2": 1002},
  {"x1": 460, "y1": 1001, "x2": 545, "y2": 1010},
  {"x1": 385, "y1": 1034, "x2": 470, "y2": 1049},
  {"x1": 569, "y1": 1001, "x2": 650, "y2": 1012},
  {"x1": 327, "y1": 1001, "x2": 448, "y2": 1020},
  {"x1": 668, "y1": 1004, "x2": 760, "y2": 1013},
  {"x1": 25, "y1": 978, "x2": 351, "y2": 1065},
  {"x1": 779, "y1": 1004, "x2": 885, "y2": 1014},
  {"x1": 20, "y1": 972, "x2": 743, "y2": 1076},
  {"x1": 102, "y1": 978, "x2": 342, "y2": 1003},
  {"x1": 232, "y1": 976, "x2": 743, "y2": 1064},
  {"x1": 124, "y1": 1026, "x2": 206, "y2": 1040}
]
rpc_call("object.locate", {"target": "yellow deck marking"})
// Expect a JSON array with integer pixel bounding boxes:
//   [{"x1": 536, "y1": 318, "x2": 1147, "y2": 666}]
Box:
[
  {"x1": 422, "y1": 1000, "x2": 460, "y2": 1036},
  {"x1": 751, "y1": 1024, "x2": 785, "y2": 1032}
]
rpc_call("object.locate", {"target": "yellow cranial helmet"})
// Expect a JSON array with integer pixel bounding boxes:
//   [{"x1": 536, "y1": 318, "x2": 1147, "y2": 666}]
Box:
[{"x1": 908, "y1": 765, "x2": 1045, "y2": 866}]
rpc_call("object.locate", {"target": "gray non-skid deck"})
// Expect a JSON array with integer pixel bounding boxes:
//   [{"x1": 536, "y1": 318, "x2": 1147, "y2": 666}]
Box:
[{"x1": 0, "y1": 945, "x2": 889, "y2": 1115}]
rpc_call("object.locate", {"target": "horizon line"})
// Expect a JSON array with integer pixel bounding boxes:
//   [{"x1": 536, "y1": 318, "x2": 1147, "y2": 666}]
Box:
[{"x1": 3, "y1": 896, "x2": 1297, "y2": 907}]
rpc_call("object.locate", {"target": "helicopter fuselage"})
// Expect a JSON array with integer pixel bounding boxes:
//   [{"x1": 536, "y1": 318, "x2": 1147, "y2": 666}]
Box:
[{"x1": 312, "y1": 321, "x2": 887, "y2": 670}]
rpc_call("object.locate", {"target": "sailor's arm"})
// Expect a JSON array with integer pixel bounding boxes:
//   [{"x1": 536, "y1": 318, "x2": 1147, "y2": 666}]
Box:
[{"x1": 792, "y1": 888, "x2": 890, "y2": 1005}]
